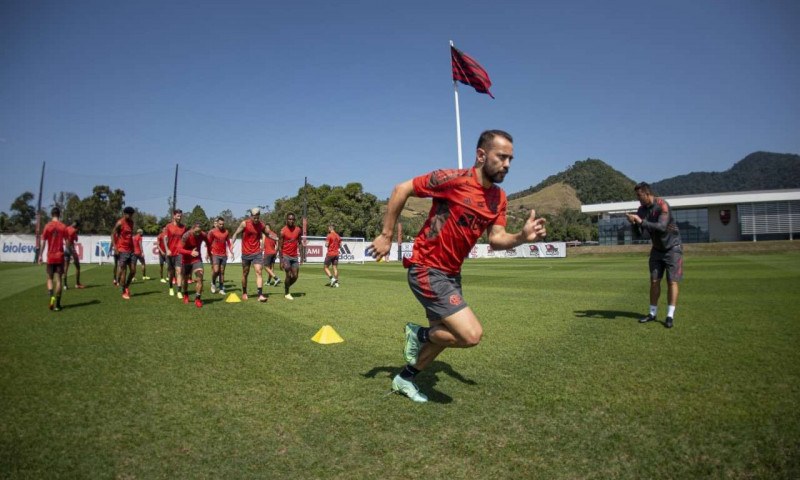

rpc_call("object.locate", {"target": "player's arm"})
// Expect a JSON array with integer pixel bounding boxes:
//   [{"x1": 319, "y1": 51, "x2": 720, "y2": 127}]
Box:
[
  {"x1": 368, "y1": 179, "x2": 415, "y2": 260},
  {"x1": 642, "y1": 202, "x2": 670, "y2": 233},
  {"x1": 226, "y1": 238, "x2": 234, "y2": 258},
  {"x1": 110, "y1": 221, "x2": 121, "y2": 252},
  {"x1": 488, "y1": 209, "x2": 547, "y2": 250}
]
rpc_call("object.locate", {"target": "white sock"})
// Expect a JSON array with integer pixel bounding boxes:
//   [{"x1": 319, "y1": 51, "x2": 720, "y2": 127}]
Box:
[
  {"x1": 649, "y1": 305, "x2": 658, "y2": 317},
  {"x1": 667, "y1": 305, "x2": 676, "y2": 318}
]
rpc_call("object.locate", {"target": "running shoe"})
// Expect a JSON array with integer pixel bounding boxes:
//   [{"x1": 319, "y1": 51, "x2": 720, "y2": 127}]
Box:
[
  {"x1": 75, "y1": 284, "x2": 85, "y2": 289},
  {"x1": 258, "y1": 295, "x2": 268, "y2": 303},
  {"x1": 53, "y1": 305, "x2": 62, "y2": 312},
  {"x1": 195, "y1": 297, "x2": 203, "y2": 308},
  {"x1": 404, "y1": 323, "x2": 422, "y2": 365},
  {"x1": 160, "y1": 278, "x2": 167, "y2": 284},
  {"x1": 284, "y1": 293, "x2": 294, "y2": 300},
  {"x1": 665, "y1": 317, "x2": 674, "y2": 329},
  {"x1": 169, "y1": 288, "x2": 175, "y2": 297},
  {"x1": 242, "y1": 293, "x2": 248, "y2": 301},
  {"x1": 210, "y1": 284, "x2": 216, "y2": 294},
  {"x1": 122, "y1": 289, "x2": 130, "y2": 300},
  {"x1": 219, "y1": 289, "x2": 226, "y2": 295},
  {"x1": 177, "y1": 291, "x2": 183, "y2": 299},
  {"x1": 333, "y1": 282, "x2": 340, "y2": 288},
  {"x1": 639, "y1": 314, "x2": 655, "y2": 323},
  {"x1": 183, "y1": 295, "x2": 189, "y2": 305},
  {"x1": 49, "y1": 296, "x2": 56, "y2": 310},
  {"x1": 273, "y1": 278, "x2": 281, "y2": 286},
  {"x1": 391, "y1": 375, "x2": 428, "y2": 403},
  {"x1": 142, "y1": 276, "x2": 150, "y2": 280}
]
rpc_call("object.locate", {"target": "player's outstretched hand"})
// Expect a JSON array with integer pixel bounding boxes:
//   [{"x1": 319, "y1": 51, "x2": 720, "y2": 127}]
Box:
[
  {"x1": 367, "y1": 234, "x2": 391, "y2": 261},
  {"x1": 522, "y1": 209, "x2": 547, "y2": 242}
]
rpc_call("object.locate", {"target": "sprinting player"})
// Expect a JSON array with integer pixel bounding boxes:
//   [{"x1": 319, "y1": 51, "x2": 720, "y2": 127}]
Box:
[
  {"x1": 626, "y1": 182, "x2": 683, "y2": 329},
  {"x1": 207, "y1": 217, "x2": 234, "y2": 295},
  {"x1": 263, "y1": 222, "x2": 280, "y2": 287},
  {"x1": 324, "y1": 224, "x2": 341, "y2": 287},
  {"x1": 39, "y1": 206, "x2": 71, "y2": 311},
  {"x1": 132, "y1": 228, "x2": 149, "y2": 281},
  {"x1": 163, "y1": 209, "x2": 186, "y2": 298},
  {"x1": 63, "y1": 219, "x2": 84, "y2": 289},
  {"x1": 156, "y1": 227, "x2": 168, "y2": 283},
  {"x1": 231, "y1": 207, "x2": 268, "y2": 302},
  {"x1": 277, "y1": 212, "x2": 302, "y2": 300},
  {"x1": 178, "y1": 221, "x2": 210, "y2": 308},
  {"x1": 111, "y1": 206, "x2": 136, "y2": 300},
  {"x1": 367, "y1": 130, "x2": 547, "y2": 403}
]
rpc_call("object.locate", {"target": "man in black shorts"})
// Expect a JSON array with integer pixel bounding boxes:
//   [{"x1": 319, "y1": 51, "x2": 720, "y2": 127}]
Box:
[{"x1": 626, "y1": 182, "x2": 683, "y2": 329}]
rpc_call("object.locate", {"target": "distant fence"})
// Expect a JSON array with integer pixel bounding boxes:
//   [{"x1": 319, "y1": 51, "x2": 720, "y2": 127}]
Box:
[{"x1": 0, "y1": 234, "x2": 566, "y2": 264}]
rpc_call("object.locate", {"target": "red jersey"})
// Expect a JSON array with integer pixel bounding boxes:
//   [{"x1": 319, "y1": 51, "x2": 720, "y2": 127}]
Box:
[
  {"x1": 207, "y1": 227, "x2": 232, "y2": 257},
  {"x1": 263, "y1": 232, "x2": 278, "y2": 255},
  {"x1": 156, "y1": 230, "x2": 167, "y2": 255},
  {"x1": 65, "y1": 226, "x2": 78, "y2": 245},
  {"x1": 280, "y1": 225, "x2": 301, "y2": 257},
  {"x1": 133, "y1": 233, "x2": 143, "y2": 255},
  {"x1": 410, "y1": 167, "x2": 507, "y2": 275},
  {"x1": 326, "y1": 231, "x2": 341, "y2": 257},
  {"x1": 241, "y1": 219, "x2": 266, "y2": 255},
  {"x1": 164, "y1": 222, "x2": 186, "y2": 256},
  {"x1": 42, "y1": 220, "x2": 68, "y2": 264},
  {"x1": 178, "y1": 231, "x2": 209, "y2": 265},
  {"x1": 115, "y1": 217, "x2": 135, "y2": 253}
]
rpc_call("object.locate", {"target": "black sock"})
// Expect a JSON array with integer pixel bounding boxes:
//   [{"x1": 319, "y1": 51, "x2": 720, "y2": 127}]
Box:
[
  {"x1": 417, "y1": 327, "x2": 430, "y2": 343},
  {"x1": 257, "y1": 287, "x2": 263, "y2": 296},
  {"x1": 49, "y1": 289, "x2": 53, "y2": 296},
  {"x1": 56, "y1": 295, "x2": 61, "y2": 307},
  {"x1": 196, "y1": 294, "x2": 201, "y2": 300},
  {"x1": 400, "y1": 365, "x2": 420, "y2": 380}
]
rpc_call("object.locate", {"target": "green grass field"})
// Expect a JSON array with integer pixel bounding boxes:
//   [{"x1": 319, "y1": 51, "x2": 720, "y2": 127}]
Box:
[{"x1": 1, "y1": 252, "x2": 799, "y2": 479}]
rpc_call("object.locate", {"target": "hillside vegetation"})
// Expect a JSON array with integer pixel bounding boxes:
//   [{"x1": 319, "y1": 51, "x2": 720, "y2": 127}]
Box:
[{"x1": 652, "y1": 151, "x2": 800, "y2": 195}]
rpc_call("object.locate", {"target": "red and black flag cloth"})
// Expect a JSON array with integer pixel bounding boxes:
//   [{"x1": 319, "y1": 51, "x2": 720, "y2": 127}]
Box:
[{"x1": 451, "y1": 46, "x2": 494, "y2": 98}]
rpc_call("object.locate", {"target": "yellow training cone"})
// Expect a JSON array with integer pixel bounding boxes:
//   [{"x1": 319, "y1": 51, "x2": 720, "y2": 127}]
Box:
[
  {"x1": 225, "y1": 293, "x2": 242, "y2": 303},
  {"x1": 311, "y1": 325, "x2": 344, "y2": 344}
]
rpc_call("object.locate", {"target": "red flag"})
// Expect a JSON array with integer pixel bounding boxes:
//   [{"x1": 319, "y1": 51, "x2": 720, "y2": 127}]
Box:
[{"x1": 451, "y1": 46, "x2": 494, "y2": 98}]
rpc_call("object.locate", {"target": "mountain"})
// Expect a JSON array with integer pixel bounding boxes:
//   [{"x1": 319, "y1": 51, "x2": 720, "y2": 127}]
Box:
[
  {"x1": 651, "y1": 152, "x2": 800, "y2": 195},
  {"x1": 509, "y1": 158, "x2": 636, "y2": 204}
]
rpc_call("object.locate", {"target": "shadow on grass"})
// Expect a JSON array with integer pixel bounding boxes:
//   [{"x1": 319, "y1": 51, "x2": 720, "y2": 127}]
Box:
[
  {"x1": 361, "y1": 361, "x2": 477, "y2": 404},
  {"x1": 61, "y1": 299, "x2": 101, "y2": 309},
  {"x1": 574, "y1": 309, "x2": 642, "y2": 321}
]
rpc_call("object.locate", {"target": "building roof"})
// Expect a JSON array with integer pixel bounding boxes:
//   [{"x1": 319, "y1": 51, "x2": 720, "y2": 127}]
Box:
[{"x1": 581, "y1": 189, "x2": 800, "y2": 214}]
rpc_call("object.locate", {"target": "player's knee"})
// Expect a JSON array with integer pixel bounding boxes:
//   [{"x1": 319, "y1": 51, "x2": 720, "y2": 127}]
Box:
[{"x1": 461, "y1": 328, "x2": 483, "y2": 348}]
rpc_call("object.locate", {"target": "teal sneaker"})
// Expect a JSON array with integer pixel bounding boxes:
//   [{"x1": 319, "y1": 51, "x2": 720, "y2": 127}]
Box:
[
  {"x1": 403, "y1": 323, "x2": 422, "y2": 365},
  {"x1": 391, "y1": 375, "x2": 428, "y2": 403}
]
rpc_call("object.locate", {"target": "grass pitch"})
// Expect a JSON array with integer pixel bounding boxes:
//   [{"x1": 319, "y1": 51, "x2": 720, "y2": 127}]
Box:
[{"x1": 1, "y1": 252, "x2": 799, "y2": 479}]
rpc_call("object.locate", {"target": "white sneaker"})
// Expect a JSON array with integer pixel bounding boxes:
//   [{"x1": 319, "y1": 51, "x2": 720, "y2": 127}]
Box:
[
  {"x1": 391, "y1": 375, "x2": 428, "y2": 403},
  {"x1": 274, "y1": 278, "x2": 281, "y2": 286},
  {"x1": 210, "y1": 284, "x2": 216, "y2": 294},
  {"x1": 219, "y1": 289, "x2": 226, "y2": 295},
  {"x1": 284, "y1": 293, "x2": 294, "y2": 300}
]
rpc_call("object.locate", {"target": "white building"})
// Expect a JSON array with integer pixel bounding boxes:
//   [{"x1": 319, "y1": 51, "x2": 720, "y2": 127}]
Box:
[{"x1": 581, "y1": 189, "x2": 800, "y2": 245}]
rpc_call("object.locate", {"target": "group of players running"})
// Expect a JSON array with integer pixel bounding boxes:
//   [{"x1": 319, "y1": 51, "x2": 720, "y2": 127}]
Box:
[{"x1": 38, "y1": 205, "x2": 343, "y2": 310}]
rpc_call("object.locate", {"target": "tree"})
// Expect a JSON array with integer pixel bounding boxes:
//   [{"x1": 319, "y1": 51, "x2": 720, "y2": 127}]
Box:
[
  {"x1": 8, "y1": 192, "x2": 36, "y2": 233},
  {"x1": 271, "y1": 182, "x2": 382, "y2": 239},
  {"x1": 71, "y1": 186, "x2": 126, "y2": 234},
  {"x1": 185, "y1": 205, "x2": 209, "y2": 229}
]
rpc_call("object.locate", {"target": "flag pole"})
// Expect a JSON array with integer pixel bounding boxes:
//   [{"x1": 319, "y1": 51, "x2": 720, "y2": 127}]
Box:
[{"x1": 450, "y1": 40, "x2": 463, "y2": 170}]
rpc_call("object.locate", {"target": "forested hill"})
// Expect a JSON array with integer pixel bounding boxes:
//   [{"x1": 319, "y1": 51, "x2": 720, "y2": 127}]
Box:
[
  {"x1": 651, "y1": 152, "x2": 800, "y2": 195},
  {"x1": 508, "y1": 159, "x2": 636, "y2": 204}
]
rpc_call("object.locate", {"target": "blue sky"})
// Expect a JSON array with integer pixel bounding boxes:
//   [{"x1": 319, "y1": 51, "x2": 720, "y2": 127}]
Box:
[{"x1": 2, "y1": 0, "x2": 799, "y2": 218}]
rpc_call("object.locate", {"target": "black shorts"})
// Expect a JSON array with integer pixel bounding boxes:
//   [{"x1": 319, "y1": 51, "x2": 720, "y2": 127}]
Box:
[
  {"x1": 117, "y1": 252, "x2": 135, "y2": 267},
  {"x1": 46, "y1": 263, "x2": 65, "y2": 275},
  {"x1": 241, "y1": 253, "x2": 263, "y2": 267},
  {"x1": 649, "y1": 246, "x2": 683, "y2": 283},
  {"x1": 264, "y1": 253, "x2": 277, "y2": 267},
  {"x1": 324, "y1": 255, "x2": 339, "y2": 267},
  {"x1": 281, "y1": 255, "x2": 300, "y2": 271},
  {"x1": 407, "y1": 264, "x2": 468, "y2": 321},
  {"x1": 135, "y1": 254, "x2": 145, "y2": 264},
  {"x1": 159, "y1": 253, "x2": 167, "y2": 265},
  {"x1": 166, "y1": 255, "x2": 182, "y2": 269},
  {"x1": 182, "y1": 260, "x2": 204, "y2": 277}
]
